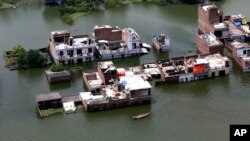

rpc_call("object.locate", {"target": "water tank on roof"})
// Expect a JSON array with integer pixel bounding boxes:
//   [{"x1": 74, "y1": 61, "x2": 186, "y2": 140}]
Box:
[
  {"x1": 234, "y1": 22, "x2": 241, "y2": 27},
  {"x1": 204, "y1": 35, "x2": 210, "y2": 44}
]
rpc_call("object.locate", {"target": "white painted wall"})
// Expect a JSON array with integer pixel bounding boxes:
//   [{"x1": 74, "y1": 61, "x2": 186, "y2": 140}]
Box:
[
  {"x1": 222, "y1": 30, "x2": 229, "y2": 38},
  {"x1": 179, "y1": 73, "x2": 194, "y2": 83}
]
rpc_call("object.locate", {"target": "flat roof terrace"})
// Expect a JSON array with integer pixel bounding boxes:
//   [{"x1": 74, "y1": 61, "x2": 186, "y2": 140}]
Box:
[
  {"x1": 83, "y1": 71, "x2": 103, "y2": 92},
  {"x1": 36, "y1": 92, "x2": 61, "y2": 102},
  {"x1": 199, "y1": 34, "x2": 223, "y2": 46},
  {"x1": 55, "y1": 36, "x2": 95, "y2": 51},
  {"x1": 202, "y1": 4, "x2": 218, "y2": 11},
  {"x1": 225, "y1": 20, "x2": 245, "y2": 36},
  {"x1": 205, "y1": 54, "x2": 229, "y2": 70},
  {"x1": 213, "y1": 22, "x2": 229, "y2": 31},
  {"x1": 230, "y1": 41, "x2": 250, "y2": 49}
]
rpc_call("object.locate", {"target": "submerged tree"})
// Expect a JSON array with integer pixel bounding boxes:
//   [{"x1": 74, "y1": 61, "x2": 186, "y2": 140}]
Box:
[
  {"x1": 17, "y1": 49, "x2": 46, "y2": 68},
  {"x1": 12, "y1": 44, "x2": 26, "y2": 56}
]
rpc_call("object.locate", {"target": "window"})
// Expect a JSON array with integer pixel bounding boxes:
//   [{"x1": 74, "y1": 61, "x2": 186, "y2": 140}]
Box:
[
  {"x1": 88, "y1": 48, "x2": 92, "y2": 53},
  {"x1": 67, "y1": 50, "x2": 73, "y2": 57},
  {"x1": 214, "y1": 31, "x2": 222, "y2": 37},
  {"x1": 59, "y1": 51, "x2": 63, "y2": 56},
  {"x1": 243, "y1": 50, "x2": 247, "y2": 55},
  {"x1": 132, "y1": 43, "x2": 137, "y2": 49},
  {"x1": 77, "y1": 49, "x2": 82, "y2": 55}
]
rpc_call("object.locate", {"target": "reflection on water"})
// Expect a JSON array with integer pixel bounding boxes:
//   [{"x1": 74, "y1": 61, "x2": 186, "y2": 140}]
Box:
[{"x1": 1, "y1": 1, "x2": 250, "y2": 141}]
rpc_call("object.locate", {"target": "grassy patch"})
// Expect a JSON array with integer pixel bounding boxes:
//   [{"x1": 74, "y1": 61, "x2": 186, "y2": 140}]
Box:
[
  {"x1": 121, "y1": 0, "x2": 143, "y2": 5},
  {"x1": 76, "y1": 105, "x2": 83, "y2": 110},
  {"x1": 40, "y1": 108, "x2": 64, "y2": 117},
  {"x1": 70, "y1": 12, "x2": 85, "y2": 20},
  {"x1": 224, "y1": 49, "x2": 232, "y2": 58},
  {"x1": 148, "y1": 80, "x2": 156, "y2": 87},
  {"x1": 62, "y1": 12, "x2": 87, "y2": 25},
  {"x1": 0, "y1": 2, "x2": 15, "y2": 10},
  {"x1": 3, "y1": 51, "x2": 18, "y2": 68}
]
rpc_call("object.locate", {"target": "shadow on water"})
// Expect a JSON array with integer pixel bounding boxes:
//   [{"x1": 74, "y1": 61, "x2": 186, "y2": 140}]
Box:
[
  {"x1": 157, "y1": 75, "x2": 230, "y2": 97},
  {"x1": 152, "y1": 51, "x2": 170, "y2": 61},
  {"x1": 17, "y1": 68, "x2": 47, "y2": 80},
  {"x1": 49, "y1": 82, "x2": 72, "y2": 91},
  {"x1": 230, "y1": 61, "x2": 250, "y2": 84},
  {"x1": 83, "y1": 105, "x2": 151, "y2": 121}
]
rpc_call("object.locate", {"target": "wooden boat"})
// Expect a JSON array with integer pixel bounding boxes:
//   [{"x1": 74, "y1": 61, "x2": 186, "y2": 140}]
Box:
[{"x1": 132, "y1": 112, "x2": 150, "y2": 120}]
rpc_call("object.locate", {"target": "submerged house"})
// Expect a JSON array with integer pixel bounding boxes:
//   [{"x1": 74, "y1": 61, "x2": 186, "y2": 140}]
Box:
[
  {"x1": 198, "y1": 2, "x2": 229, "y2": 40},
  {"x1": 142, "y1": 63, "x2": 162, "y2": 80},
  {"x1": 155, "y1": 53, "x2": 230, "y2": 85},
  {"x1": 226, "y1": 14, "x2": 249, "y2": 41},
  {"x1": 36, "y1": 92, "x2": 63, "y2": 117},
  {"x1": 196, "y1": 33, "x2": 224, "y2": 55},
  {"x1": 82, "y1": 71, "x2": 103, "y2": 92},
  {"x1": 198, "y1": 3, "x2": 223, "y2": 33},
  {"x1": 45, "y1": 70, "x2": 71, "y2": 83},
  {"x1": 93, "y1": 25, "x2": 144, "y2": 59},
  {"x1": 80, "y1": 75, "x2": 152, "y2": 112},
  {"x1": 81, "y1": 60, "x2": 152, "y2": 112},
  {"x1": 152, "y1": 34, "x2": 170, "y2": 52},
  {"x1": 226, "y1": 41, "x2": 250, "y2": 72},
  {"x1": 97, "y1": 61, "x2": 119, "y2": 85},
  {"x1": 36, "y1": 92, "x2": 62, "y2": 110},
  {"x1": 118, "y1": 75, "x2": 151, "y2": 99},
  {"x1": 49, "y1": 30, "x2": 96, "y2": 64},
  {"x1": 205, "y1": 53, "x2": 230, "y2": 77}
]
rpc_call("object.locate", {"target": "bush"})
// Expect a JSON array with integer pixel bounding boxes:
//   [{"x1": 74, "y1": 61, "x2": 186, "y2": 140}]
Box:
[
  {"x1": 17, "y1": 49, "x2": 46, "y2": 68},
  {"x1": 0, "y1": 2, "x2": 3, "y2": 7},
  {"x1": 12, "y1": 44, "x2": 26, "y2": 56},
  {"x1": 50, "y1": 63, "x2": 65, "y2": 72},
  {"x1": 62, "y1": 14, "x2": 73, "y2": 25}
]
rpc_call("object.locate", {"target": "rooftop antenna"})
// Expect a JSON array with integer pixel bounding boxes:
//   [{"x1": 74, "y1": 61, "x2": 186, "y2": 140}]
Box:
[{"x1": 204, "y1": 0, "x2": 211, "y2": 5}]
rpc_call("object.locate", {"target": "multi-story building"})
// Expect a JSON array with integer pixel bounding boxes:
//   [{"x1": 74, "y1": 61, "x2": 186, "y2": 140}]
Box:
[
  {"x1": 155, "y1": 53, "x2": 230, "y2": 85},
  {"x1": 226, "y1": 40, "x2": 250, "y2": 72},
  {"x1": 196, "y1": 33, "x2": 224, "y2": 55},
  {"x1": 49, "y1": 30, "x2": 96, "y2": 64},
  {"x1": 198, "y1": 2, "x2": 229, "y2": 40},
  {"x1": 93, "y1": 25, "x2": 143, "y2": 59}
]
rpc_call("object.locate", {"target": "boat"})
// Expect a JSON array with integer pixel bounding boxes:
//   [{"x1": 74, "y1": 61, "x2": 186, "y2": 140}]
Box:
[{"x1": 132, "y1": 112, "x2": 150, "y2": 120}]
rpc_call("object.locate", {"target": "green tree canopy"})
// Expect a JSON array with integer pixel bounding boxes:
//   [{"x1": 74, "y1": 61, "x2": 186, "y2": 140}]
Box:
[
  {"x1": 17, "y1": 49, "x2": 46, "y2": 68},
  {"x1": 50, "y1": 63, "x2": 65, "y2": 72},
  {"x1": 12, "y1": 44, "x2": 26, "y2": 56}
]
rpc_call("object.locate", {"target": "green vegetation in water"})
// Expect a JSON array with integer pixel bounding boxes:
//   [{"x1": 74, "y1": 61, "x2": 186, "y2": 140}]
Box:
[
  {"x1": 0, "y1": 2, "x2": 15, "y2": 10},
  {"x1": 0, "y1": 0, "x2": 43, "y2": 9},
  {"x1": 40, "y1": 108, "x2": 64, "y2": 117},
  {"x1": 50, "y1": 63, "x2": 65, "y2": 72},
  {"x1": 3, "y1": 44, "x2": 47, "y2": 69},
  {"x1": 148, "y1": 80, "x2": 156, "y2": 87},
  {"x1": 56, "y1": 0, "x2": 221, "y2": 24},
  {"x1": 18, "y1": 49, "x2": 46, "y2": 68},
  {"x1": 224, "y1": 48, "x2": 232, "y2": 58},
  {"x1": 76, "y1": 105, "x2": 83, "y2": 110}
]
